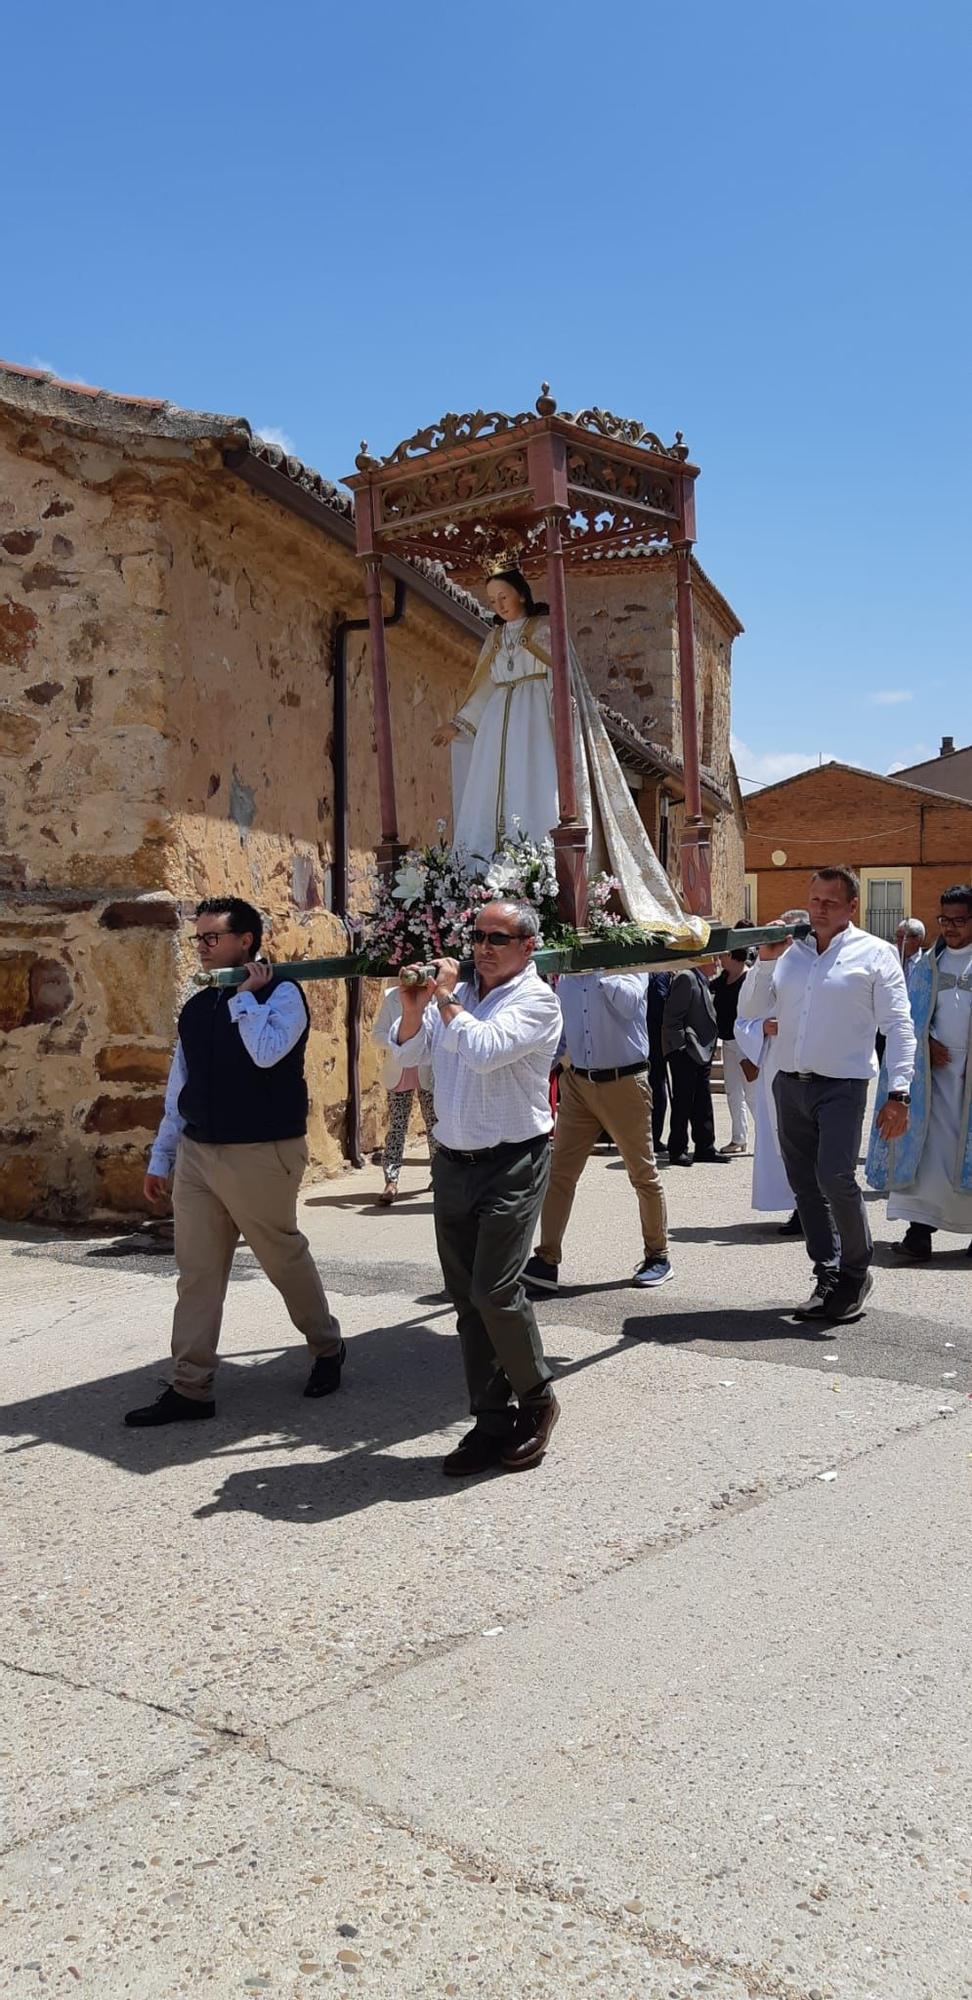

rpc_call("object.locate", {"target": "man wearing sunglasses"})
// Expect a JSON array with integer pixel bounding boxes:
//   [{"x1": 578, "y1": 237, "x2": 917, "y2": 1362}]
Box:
[
  {"x1": 125, "y1": 896, "x2": 343, "y2": 1426},
  {"x1": 383, "y1": 900, "x2": 563, "y2": 1477}
]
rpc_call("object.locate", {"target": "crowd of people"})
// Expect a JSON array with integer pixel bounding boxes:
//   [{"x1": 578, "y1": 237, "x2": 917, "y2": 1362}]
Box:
[{"x1": 124, "y1": 872, "x2": 972, "y2": 1479}]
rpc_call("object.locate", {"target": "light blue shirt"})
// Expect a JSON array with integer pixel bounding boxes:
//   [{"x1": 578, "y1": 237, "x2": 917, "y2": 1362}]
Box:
[
  {"x1": 148, "y1": 982, "x2": 309, "y2": 1176},
  {"x1": 557, "y1": 972, "x2": 651, "y2": 1071}
]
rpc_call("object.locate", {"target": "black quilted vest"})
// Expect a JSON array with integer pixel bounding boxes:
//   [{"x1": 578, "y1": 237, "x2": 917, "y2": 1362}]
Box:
[{"x1": 176, "y1": 977, "x2": 310, "y2": 1144}]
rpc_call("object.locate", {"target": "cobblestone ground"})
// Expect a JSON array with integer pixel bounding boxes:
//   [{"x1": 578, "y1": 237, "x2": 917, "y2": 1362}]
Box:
[{"x1": 3, "y1": 1102, "x2": 971, "y2": 1999}]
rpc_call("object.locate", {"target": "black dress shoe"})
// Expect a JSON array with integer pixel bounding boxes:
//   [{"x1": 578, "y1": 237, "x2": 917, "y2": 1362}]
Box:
[
  {"x1": 124, "y1": 1386, "x2": 215, "y2": 1427},
  {"x1": 891, "y1": 1224, "x2": 933, "y2": 1262},
  {"x1": 523, "y1": 1254, "x2": 559, "y2": 1292},
  {"x1": 778, "y1": 1210, "x2": 804, "y2": 1237},
  {"x1": 442, "y1": 1426, "x2": 508, "y2": 1477},
  {"x1": 693, "y1": 1151, "x2": 730, "y2": 1165},
  {"x1": 666, "y1": 1153, "x2": 693, "y2": 1166},
  {"x1": 500, "y1": 1393, "x2": 561, "y2": 1471},
  {"x1": 304, "y1": 1340, "x2": 347, "y2": 1397}
]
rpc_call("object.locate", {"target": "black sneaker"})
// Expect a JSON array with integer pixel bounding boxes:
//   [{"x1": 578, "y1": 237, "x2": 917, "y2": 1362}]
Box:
[
  {"x1": 823, "y1": 1271, "x2": 874, "y2": 1322},
  {"x1": 304, "y1": 1340, "x2": 347, "y2": 1398},
  {"x1": 523, "y1": 1255, "x2": 559, "y2": 1292},
  {"x1": 891, "y1": 1224, "x2": 933, "y2": 1262},
  {"x1": 124, "y1": 1385, "x2": 215, "y2": 1427},
  {"x1": 442, "y1": 1426, "x2": 508, "y2": 1478},
  {"x1": 792, "y1": 1279, "x2": 837, "y2": 1321}
]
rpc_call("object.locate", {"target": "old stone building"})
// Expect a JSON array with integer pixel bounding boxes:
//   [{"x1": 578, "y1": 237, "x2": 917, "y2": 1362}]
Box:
[
  {"x1": 569, "y1": 554, "x2": 746, "y2": 924},
  {"x1": 0, "y1": 363, "x2": 485, "y2": 1222},
  {"x1": 1, "y1": 362, "x2": 745, "y2": 1220}
]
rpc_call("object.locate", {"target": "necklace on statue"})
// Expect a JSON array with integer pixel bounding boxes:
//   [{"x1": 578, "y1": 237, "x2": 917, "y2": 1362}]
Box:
[{"x1": 503, "y1": 622, "x2": 518, "y2": 673}]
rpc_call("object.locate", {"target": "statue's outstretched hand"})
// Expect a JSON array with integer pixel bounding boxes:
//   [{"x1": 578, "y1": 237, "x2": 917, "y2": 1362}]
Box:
[{"x1": 432, "y1": 723, "x2": 459, "y2": 748}]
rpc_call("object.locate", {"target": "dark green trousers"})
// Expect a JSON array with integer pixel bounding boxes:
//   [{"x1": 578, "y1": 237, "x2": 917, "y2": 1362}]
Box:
[{"x1": 432, "y1": 1136, "x2": 553, "y2": 1437}]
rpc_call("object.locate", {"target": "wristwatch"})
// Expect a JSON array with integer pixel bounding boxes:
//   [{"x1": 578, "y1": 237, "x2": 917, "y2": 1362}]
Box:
[{"x1": 886, "y1": 1090, "x2": 911, "y2": 1104}]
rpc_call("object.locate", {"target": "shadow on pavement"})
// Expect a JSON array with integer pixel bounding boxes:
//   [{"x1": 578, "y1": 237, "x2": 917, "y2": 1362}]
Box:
[
  {"x1": 0, "y1": 1309, "x2": 472, "y2": 1497},
  {"x1": 668, "y1": 1220, "x2": 791, "y2": 1244},
  {"x1": 621, "y1": 1306, "x2": 828, "y2": 1347},
  {"x1": 304, "y1": 1191, "x2": 434, "y2": 1216}
]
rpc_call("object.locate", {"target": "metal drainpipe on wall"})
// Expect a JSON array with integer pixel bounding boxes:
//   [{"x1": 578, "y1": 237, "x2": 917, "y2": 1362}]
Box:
[{"x1": 331, "y1": 579, "x2": 406, "y2": 1168}]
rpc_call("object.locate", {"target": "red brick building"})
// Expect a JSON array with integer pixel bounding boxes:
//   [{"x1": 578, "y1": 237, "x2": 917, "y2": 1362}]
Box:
[{"x1": 744, "y1": 762, "x2": 972, "y2": 938}]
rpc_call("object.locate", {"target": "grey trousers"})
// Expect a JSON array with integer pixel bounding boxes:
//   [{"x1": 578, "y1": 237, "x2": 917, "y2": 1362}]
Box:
[
  {"x1": 432, "y1": 1137, "x2": 553, "y2": 1437},
  {"x1": 773, "y1": 1072, "x2": 872, "y2": 1284}
]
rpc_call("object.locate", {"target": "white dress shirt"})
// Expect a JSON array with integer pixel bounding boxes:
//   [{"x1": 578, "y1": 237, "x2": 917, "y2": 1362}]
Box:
[
  {"x1": 148, "y1": 982, "x2": 309, "y2": 1175},
  {"x1": 557, "y1": 973, "x2": 651, "y2": 1070},
  {"x1": 740, "y1": 923, "x2": 916, "y2": 1093},
  {"x1": 380, "y1": 963, "x2": 562, "y2": 1151}
]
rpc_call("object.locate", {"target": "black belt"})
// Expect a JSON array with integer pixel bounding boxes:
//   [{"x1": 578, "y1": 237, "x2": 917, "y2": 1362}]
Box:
[
  {"x1": 780, "y1": 1070, "x2": 815, "y2": 1081},
  {"x1": 436, "y1": 1134, "x2": 550, "y2": 1166},
  {"x1": 570, "y1": 1059, "x2": 649, "y2": 1084}
]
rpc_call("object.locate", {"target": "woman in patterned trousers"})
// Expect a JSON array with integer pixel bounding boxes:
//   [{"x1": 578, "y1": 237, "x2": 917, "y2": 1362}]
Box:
[{"x1": 372, "y1": 987, "x2": 436, "y2": 1206}]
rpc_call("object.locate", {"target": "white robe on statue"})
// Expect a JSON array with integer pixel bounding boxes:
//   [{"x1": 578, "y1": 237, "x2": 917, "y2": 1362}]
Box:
[
  {"x1": 734, "y1": 958, "x2": 794, "y2": 1214},
  {"x1": 449, "y1": 614, "x2": 702, "y2": 941},
  {"x1": 888, "y1": 944, "x2": 972, "y2": 1233}
]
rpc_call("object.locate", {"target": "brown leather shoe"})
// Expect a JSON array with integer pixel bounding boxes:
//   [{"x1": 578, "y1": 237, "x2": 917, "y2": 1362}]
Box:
[{"x1": 500, "y1": 1393, "x2": 561, "y2": 1472}]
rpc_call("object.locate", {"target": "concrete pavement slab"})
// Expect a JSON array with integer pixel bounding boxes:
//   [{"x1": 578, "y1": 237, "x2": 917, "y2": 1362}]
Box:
[
  {"x1": 273, "y1": 1413, "x2": 972, "y2": 2000},
  {"x1": 1, "y1": 1266, "x2": 944, "y2": 1736},
  {"x1": 3, "y1": 1128, "x2": 971, "y2": 1997},
  {"x1": 1, "y1": 1748, "x2": 756, "y2": 2000},
  {"x1": 0, "y1": 1664, "x2": 212, "y2": 1848}
]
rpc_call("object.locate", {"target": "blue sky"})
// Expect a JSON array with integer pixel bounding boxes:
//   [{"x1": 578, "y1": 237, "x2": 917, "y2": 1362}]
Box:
[{"x1": 4, "y1": 1, "x2": 969, "y2": 789}]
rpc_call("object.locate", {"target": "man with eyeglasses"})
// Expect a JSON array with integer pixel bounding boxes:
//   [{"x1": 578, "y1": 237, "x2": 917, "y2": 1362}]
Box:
[
  {"x1": 382, "y1": 900, "x2": 563, "y2": 1477},
  {"x1": 868, "y1": 886, "x2": 972, "y2": 1262},
  {"x1": 125, "y1": 897, "x2": 343, "y2": 1426}
]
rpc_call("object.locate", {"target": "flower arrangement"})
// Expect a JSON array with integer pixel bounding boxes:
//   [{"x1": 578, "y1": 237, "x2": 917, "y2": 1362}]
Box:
[
  {"x1": 467, "y1": 827, "x2": 562, "y2": 942},
  {"x1": 357, "y1": 824, "x2": 476, "y2": 970},
  {"x1": 357, "y1": 820, "x2": 639, "y2": 972}
]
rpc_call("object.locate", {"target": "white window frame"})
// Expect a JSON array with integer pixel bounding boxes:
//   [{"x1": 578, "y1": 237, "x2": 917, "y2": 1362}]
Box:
[{"x1": 858, "y1": 865, "x2": 912, "y2": 940}]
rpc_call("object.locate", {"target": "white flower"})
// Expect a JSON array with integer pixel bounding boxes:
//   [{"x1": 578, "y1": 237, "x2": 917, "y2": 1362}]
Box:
[
  {"x1": 484, "y1": 858, "x2": 521, "y2": 895},
  {"x1": 391, "y1": 861, "x2": 428, "y2": 907}
]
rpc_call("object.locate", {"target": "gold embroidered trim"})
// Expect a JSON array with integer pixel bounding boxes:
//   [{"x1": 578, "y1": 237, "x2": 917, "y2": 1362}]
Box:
[{"x1": 493, "y1": 672, "x2": 549, "y2": 849}]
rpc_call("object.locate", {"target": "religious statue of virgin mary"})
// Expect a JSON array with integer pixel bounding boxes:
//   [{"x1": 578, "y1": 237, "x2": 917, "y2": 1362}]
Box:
[{"x1": 432, "y1": 556, "x2": 700, "y2": 937}]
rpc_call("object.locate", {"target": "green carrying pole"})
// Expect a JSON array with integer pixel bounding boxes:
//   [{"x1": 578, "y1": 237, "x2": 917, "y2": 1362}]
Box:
[{"x1": 205, "y1": 925, "x2": 791, "y2": 988}]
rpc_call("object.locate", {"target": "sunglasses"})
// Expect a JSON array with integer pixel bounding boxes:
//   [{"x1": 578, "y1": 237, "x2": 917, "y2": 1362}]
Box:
[{"x1": 472, "y1": 928, "x2": 524, "y2": 947}]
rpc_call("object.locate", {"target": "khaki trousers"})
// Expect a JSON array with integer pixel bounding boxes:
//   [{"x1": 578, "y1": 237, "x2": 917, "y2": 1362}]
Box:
[
  {"x1": 171, "y1": 1136, "x2": 339, "y2": 1400},
  {"x1": 536, "y1": 1066, "x2": 667, "y2": 1266}
]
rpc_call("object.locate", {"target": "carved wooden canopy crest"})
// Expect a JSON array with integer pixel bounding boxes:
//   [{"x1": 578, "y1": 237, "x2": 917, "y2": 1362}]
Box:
[{"x1": 346, "y1": 385, "x2": 698, "y2": 583}]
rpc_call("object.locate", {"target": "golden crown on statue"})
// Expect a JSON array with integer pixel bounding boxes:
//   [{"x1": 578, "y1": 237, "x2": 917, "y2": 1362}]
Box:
[{"x1": 481, "y1": 539, "x2": 524, "y2": 579}]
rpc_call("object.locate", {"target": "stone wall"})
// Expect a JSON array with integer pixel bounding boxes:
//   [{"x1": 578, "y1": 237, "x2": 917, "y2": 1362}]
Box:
[
  {"x1": 567, "y1": 554, "x2": 744, "y2": 922},
  {"x1": 0, "y1": 405, "x2": 480, "y2": 1220},
  {"x1": 567, "y1": 559, "x2": 677, "y2": 742}
]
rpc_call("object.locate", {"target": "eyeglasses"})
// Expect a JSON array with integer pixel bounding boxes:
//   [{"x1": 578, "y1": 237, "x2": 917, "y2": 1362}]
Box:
[
  {"x1": 937, "y1": 913, "x2": 970, "y2": 925},
  {"x1": 194, "y1": 931, "x2": 229, "y2": 948},
  {"x1": 472, "y1": 928, "x2": 524, "y2": 947}
]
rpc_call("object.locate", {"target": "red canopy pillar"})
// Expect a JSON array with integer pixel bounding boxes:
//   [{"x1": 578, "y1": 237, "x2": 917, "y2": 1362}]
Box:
[
  {"x1": 355, "y1": 480, "x2": 405, "y2": 881},
  {"x1": 674, "y1": 537, "x2": 712, "y2": 916},
  {"x1": 532, "y1": 432, "x2": 588, "y2": 929}
]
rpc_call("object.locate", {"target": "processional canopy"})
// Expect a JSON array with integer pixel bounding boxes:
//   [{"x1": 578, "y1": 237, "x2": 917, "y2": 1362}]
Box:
[{"x1": 344, "y1": 384, "x2": 699, "y2": 578}]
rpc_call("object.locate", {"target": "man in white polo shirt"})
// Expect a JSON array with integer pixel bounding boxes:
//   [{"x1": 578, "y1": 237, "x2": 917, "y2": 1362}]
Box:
[
  {"x1": 381, "y1": 900, "x2": 563, "y2": 1477},
  {"x1": 754, "y1": 866, "x2": 915, "y2": 1323}
]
